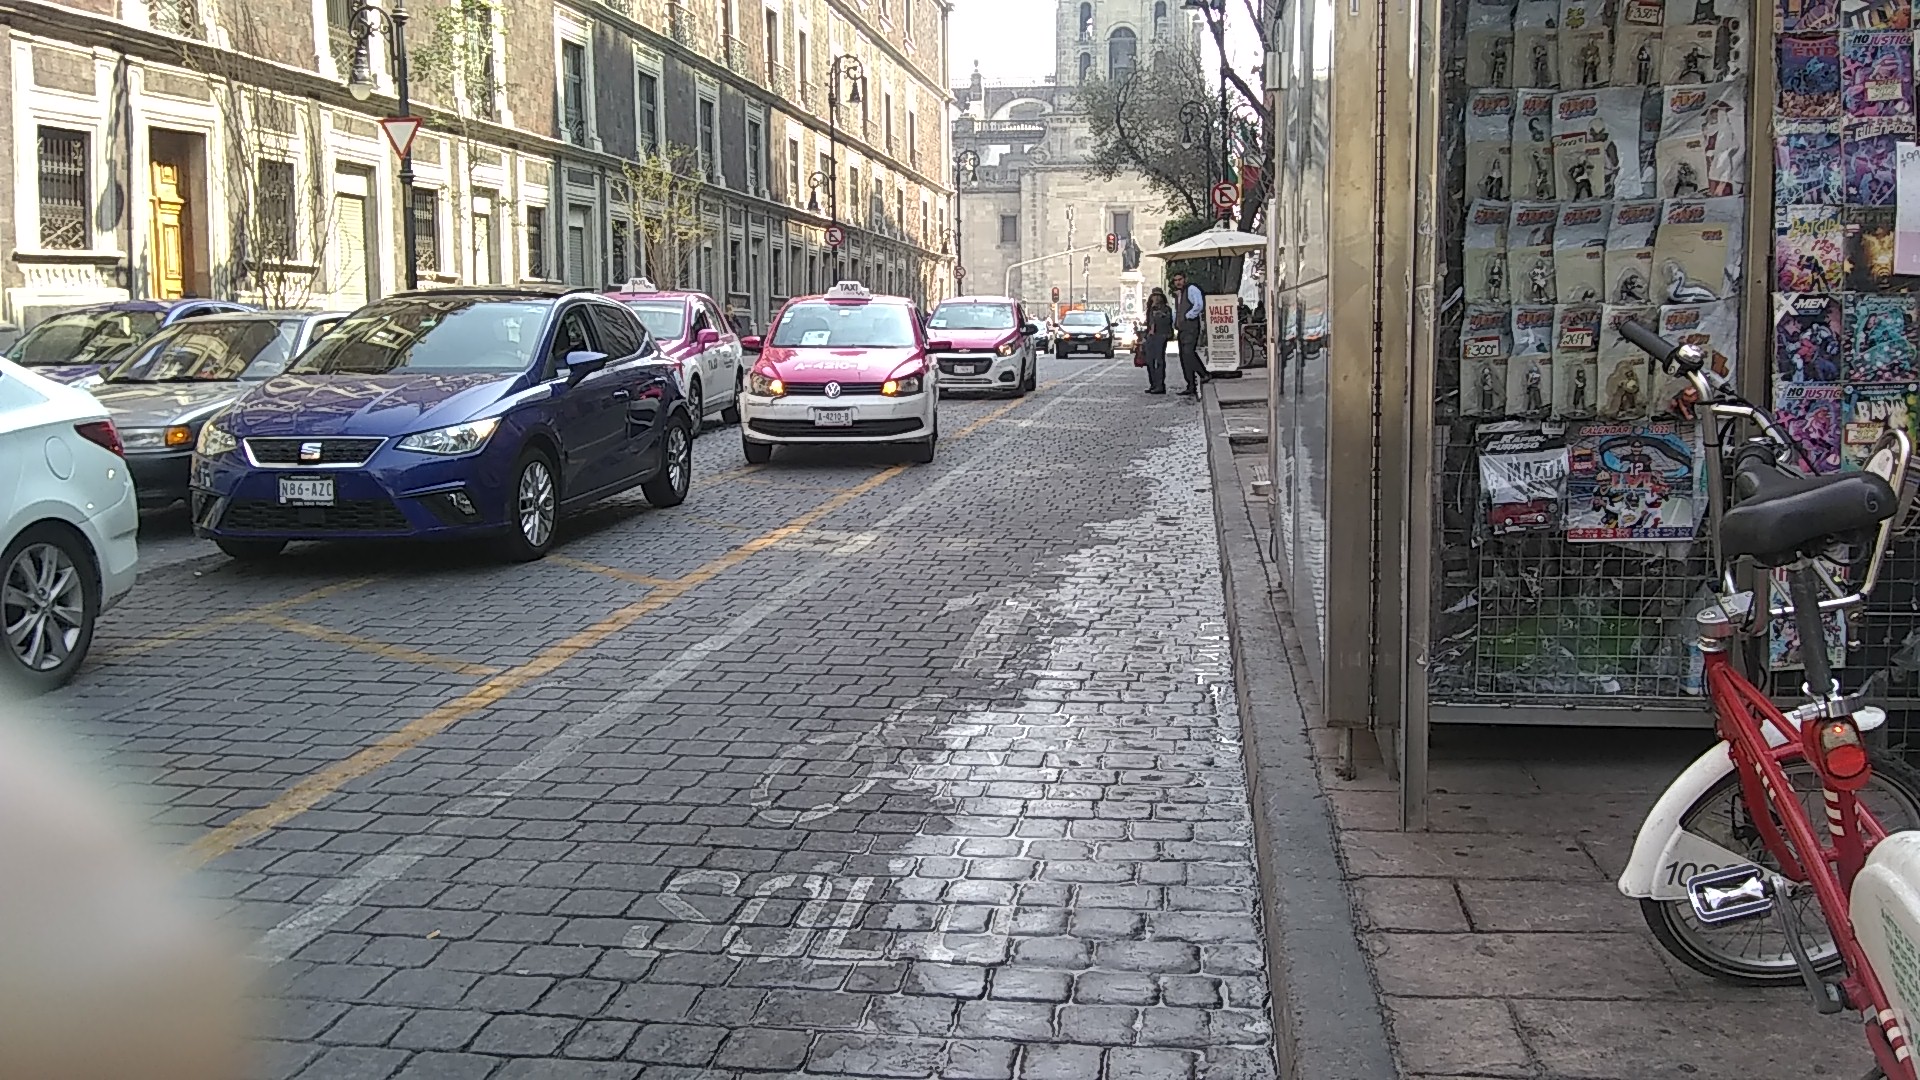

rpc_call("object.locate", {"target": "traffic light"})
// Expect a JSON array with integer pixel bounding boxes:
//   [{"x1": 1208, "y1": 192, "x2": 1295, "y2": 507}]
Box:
[
  {"x1": 1105, "y1": 233, "x2": 1118, "y2": 253},
  {"x1": 1051, "y1": 286, "x2": 1060, "y2": 303}
]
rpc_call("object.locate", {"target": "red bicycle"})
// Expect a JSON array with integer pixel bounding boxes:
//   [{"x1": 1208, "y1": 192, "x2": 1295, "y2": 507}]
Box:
[{"x1": 1615, "y1": 321, "x2": 1920, "y2": 1078}]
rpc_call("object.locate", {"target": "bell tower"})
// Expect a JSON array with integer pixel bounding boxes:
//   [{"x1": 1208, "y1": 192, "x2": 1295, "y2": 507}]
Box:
[{"x1": 1055, "y1": 0, "x2": 1166, "y2": 92}]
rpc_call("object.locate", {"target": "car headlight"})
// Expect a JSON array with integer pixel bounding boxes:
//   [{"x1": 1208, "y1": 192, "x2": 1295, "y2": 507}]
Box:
[
  {"x1": 881, "y1": 374, "x2": 924, "y2": 397},
  {"x1": 750, "y1": 372, "x2": 785, "y2": 396},
  {"x1": 397, "y1": 416, "x2": 501, "y2": 455},
  {"x1": 196, "y1": 421, "x2": 238, "y2": 456},
  {"x1": 122, "y1": 425, "x2": 196, "y2": 451},
  {"x1": 1095, "y1": 330, "x2": 1110, "y2": 339},
  {"x1": 995, "y1": 341, "x2": 1017, "y2": 357}
]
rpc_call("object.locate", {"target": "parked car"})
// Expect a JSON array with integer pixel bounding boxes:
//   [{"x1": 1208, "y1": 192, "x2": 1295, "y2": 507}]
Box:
[
  {"x1": 739, "y1": 280, "x2": 941, "y2": 464},
  {"x1": 606, "y1": 279, "x2": 745, "y2": 433},
  {"x1": 189, "y1": 287, "x2": 695, "y2": 563},
  {"x1": 925, "y1": 295, "x2": 1042, "y2": 397},
  {"x1": 1113, "y1": 319, "x2": 1140, "y2": 352},
  {"x1": 91, "y1": 311, "x2": 348, "y2": 510},
  {"x1": 1055, "y1": 309, "x2": 1116, "y2": 358},
  {"x1": 3, "y1": 299, "x2": 254, "y2": 386},
  {"x1": 0, "y1": 359, "x2": 139, "y2": 691}
]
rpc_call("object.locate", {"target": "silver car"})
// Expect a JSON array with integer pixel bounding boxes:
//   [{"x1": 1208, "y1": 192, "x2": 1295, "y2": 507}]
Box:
[{"x1": 89, "y1": 311, "x2": 347, "y2": 509}]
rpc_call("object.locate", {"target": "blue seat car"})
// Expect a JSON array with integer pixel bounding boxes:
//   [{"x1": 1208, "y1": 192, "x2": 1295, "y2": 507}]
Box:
[
  {"x1": 189, "y1": 287, "x2": 696, "y2": 562},
  {"x1": 3, "y1": 298, "x2": 253, "y2": 385}
]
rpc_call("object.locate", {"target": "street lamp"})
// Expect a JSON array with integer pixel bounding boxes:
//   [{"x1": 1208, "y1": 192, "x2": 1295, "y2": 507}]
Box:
[
  {"x1": 345, "y1": 0, "x2": 419, "y2": 289},
  {"x1": 951, "y1": 148, "x2": 978, "y2": 293},
  {"x1": 806, "y1": 171, "x2": 834, "y2": 217},
  {"x1": 822, "y1": 54, "x2": 864, "y2": 275}
]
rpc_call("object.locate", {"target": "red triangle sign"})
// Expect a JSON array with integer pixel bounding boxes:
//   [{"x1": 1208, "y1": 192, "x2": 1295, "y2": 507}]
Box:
[{"x1": 380, "y1": 116, "x2": 423, "y2": 159}]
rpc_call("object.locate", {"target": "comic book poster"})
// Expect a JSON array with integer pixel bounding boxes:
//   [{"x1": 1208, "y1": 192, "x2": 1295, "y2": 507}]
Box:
[
  {"x1": 1846, "y1": 205, "x2": 1920, "y2": 291},
  {"x1": 1653, "y1": 199, "x2": 1738, "y2": 302},
  {"x1": 1842, "y1": 382, "x2": 1919, "y2": 468},
  {"x1": 1776, "y1": 383, "x2": 1846, "y2": 472},
  {"x1": 1513, "y1": 90, "x2": 1559, "y2": 200},
  {"x1": 1841, "y1": 0, "x2": 1912, "y2": 28},
  {"x1": 1554, "y1": 87, "x2": 1648, "y2": 199},
  {"x1": 1774, "y1": 293, "x2": 1846, "y2": 382},
  {"x1": 1479, "y1": 427, "x2": 1571, "y2": 535},
  {"x1": 1783, "y1": 0, "x2": 1842, "y2": 30},
  {"x1": 1663, "y1": 23, "x2": 1722, "y2": 83},
  {"x1": 1770, "y1": 567, "x2": 1848, "y2": 670},
  {"x1": 1841, "y1": 31, "x2": 1916, "y2": 119},
  {"x1": 1517, "y1": 0, "x2": 1564, "y2": 88},
  {"x1": 1566, "y1": 421, "x2": 1703, "y2": 541},
  {"x1": 1655, "y1": 300, "x2": 1739, "y2": 412},
  {"x1": 1844, "y1": 118, "x2": 1909, "y2": 205},
  {"x1": 1465, "y1": 201, "x2": 1511, "y2": 304},
  {"x1": 1465, "y1": 306, "x2": 1513, "y2": 417},
  {"x1": 1848, "y1": 293, "x2": 1919, "y2": 382},
  {"x1": 1555, "y1": 202, "x2": 1610, "y2": 302},
  {"x1": 1775, "y1": 120, "x2": 1847, "y2": 204},
  {"x1": 1778, "y1": 33, "x2": 1844, "y2": 115},
  {"x1": 1774, "y1": 204, "x2": 1849, "y2": 292}
]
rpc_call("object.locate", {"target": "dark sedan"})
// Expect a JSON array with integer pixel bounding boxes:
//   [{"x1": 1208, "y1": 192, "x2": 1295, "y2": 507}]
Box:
[
  {"x1": 1055, "y1": 309, "x2": 1115, "y2": 358},
  {"x1": 3, "y1": 299, "x2": 253, "y2": 385},
  {"x1": 92, "y1": 311, "x2": 348, "y2": 509},
  {"x1": 189, "y1": 288, "x2": 695, "y2": 562}
]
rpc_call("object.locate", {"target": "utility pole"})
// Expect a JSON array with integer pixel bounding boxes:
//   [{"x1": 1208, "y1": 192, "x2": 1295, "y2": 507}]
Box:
[{"x1": 1082, "y1": 255, "x2": 1091, "y2": 308}]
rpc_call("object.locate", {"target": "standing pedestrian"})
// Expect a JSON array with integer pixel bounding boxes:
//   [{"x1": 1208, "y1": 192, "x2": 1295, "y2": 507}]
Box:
[
  {"x1": 1172, "y1": 271, "x2": 1208, "y2": 397},
  {"x1": 1140, "y1": 288, "x2": 1173, "y2": 394}
]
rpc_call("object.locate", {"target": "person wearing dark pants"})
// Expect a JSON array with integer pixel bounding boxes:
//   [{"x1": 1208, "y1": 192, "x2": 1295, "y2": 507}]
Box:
[
  {"x1": 1172, "y1": 271, "x2": 1208, "y2": 396},
  {"x1": 1141, "y1": 288, "x2": 1173, "y2": 394}
]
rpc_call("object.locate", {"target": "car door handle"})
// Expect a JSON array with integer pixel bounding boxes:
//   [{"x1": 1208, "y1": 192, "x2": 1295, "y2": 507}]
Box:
[{"x1": 612, "y1": 389, "x2": 631, "y2": 399}]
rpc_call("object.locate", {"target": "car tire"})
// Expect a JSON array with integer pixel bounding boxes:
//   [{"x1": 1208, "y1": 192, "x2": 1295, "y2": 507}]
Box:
[
  {"x1": 908, "y1": 414, "x2": 937, "y2": 465},
  {"x1": 497, "y1": 445, "x2": 560, "y2": 563},
  {"x1": 1056, "y1": 346, "x2": 1069, "y2": 360},
  {"x1": 687, "y1": 378, "x2": 705, "y2": 437},
  {"x1": 720, "y1": 370, "x2": 743, "y2": 425},
  {"x1": 743, "y1": 437, "x2": 773, "y2": 464},
  {"x1": 1012, "y1": 357, "x2": 1030, "y2": 398},
  {"x1": 642, "y1": 413, "x2": 694, "y2": 508},
  {"x1": 1104, "y1": 346, "x2": 1115, "y2": 358},
  {"x1": 215, "y1": 538, "x2": 288, "y2": 562},
  {"x1": 0, "y1": 523, "x2": 101, "y2": 694},
  {"x1": 1023, "y1": 360, "x2": 1039, "y2": 393}
]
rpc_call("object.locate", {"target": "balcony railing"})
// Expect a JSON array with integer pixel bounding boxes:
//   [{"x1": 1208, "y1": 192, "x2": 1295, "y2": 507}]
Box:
[
  {"x1": 724, "y1": 33, "x2": 748, "y2": 70},
  {"x1": 666, "y1": 0, "x2": 693, "y2": 46},
  {"x1": 768, "y1": 62, "x2": 792, "y2": 99},
  {"x1": 152, "y1": 0, "x2": 206, "y2": 39}
]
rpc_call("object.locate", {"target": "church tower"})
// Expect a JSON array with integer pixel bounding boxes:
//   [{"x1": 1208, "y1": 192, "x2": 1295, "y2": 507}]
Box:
[{"x1": 1054, "y1": 0, "x2": 1188, "y2": 93}]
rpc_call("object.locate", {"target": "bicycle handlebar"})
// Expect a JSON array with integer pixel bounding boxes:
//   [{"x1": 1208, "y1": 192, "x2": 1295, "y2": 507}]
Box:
[{"x1": 1618, "y1": 320, "x2": 1683, "y2": 369}]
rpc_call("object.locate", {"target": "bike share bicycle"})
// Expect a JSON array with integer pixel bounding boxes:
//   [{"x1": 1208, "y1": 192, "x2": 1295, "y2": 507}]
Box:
[{"x1": 1613, "y1": 320, "x2": 1920, "y2": 1078}]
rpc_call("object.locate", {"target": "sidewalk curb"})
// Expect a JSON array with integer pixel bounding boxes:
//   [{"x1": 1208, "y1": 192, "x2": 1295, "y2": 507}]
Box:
[{"x1": 1199, "y1": 383, "x2": 1399, "y2": 1080}]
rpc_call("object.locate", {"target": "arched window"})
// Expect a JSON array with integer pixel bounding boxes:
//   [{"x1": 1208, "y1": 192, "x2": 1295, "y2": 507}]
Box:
[
  {"x1": 1079, "y1": 2, "x2": 1093, "y2": 39},
  {"x1": 1108, "y1": 27, "x2": 1137, "y2": 81},
  {"x1": 1078, "y1": 51, "x2": 1093, "y2": 82},
  {"x1": 1153, "y1": 0, "x2": 1168, "y2": 38}
]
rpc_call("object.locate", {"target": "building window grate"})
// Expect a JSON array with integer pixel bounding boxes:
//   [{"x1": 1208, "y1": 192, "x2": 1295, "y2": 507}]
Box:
[
  {"x1": 611, "y1": 218, "x2": 630, "y2": 283},
  {"x1": 256, "y1": 159, "x2": 297, "y2": 263},
  {"x1": 37, "y1": 127, "x2": 89, "y2": 250},
  {"x1": 411, "y1": 188, "x2": 440, "y2": 272},
  {"x1": 526, "y1": 205, "x2": 548, "y2": 278}
]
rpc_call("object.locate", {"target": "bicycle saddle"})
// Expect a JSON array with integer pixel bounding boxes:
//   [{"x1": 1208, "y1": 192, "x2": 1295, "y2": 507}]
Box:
[{"x1": 1720, "y1": 462, "x2": 1896, "y2": 566}]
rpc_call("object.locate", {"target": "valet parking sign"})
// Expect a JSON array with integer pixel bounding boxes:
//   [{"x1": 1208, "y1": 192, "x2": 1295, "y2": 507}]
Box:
[{"x1": 1203, "y1": 295, "x2": 1239, "y2": 373}]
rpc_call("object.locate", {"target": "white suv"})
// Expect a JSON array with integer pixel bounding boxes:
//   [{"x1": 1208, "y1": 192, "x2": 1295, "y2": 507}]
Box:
[{"x1": 0, "y1": 359, "x2": 139, "y2": 691}]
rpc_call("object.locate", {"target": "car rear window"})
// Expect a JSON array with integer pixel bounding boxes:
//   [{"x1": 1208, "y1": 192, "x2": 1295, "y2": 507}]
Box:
[
  {"x1": 622, "y1": 300, "x2": 688, "y2": 341},
  {"x1": 928, "y1": 302, "x2": 1015, "y2": 331},
  {"x1": 769, "y1": 302, "x2": 917, "y2": 349},
  {"x1": 1062, "y1": 312, "x2": 1107, "y2": 327}
]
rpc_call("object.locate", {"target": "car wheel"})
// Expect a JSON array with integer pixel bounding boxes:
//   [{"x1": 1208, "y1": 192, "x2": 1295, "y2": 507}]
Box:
[
  {"x1": 216, "y1": 538, "x2": 288, "y2": 561},
  {"x1": 1023, "y1": 359, "x2": 1039, "y2": 393},
  {"x1": 0, "y1": 524, "x2": 100, "y2": 693},
  {"x1": 1056, "y1": 346, "x2": 1069, "y2": 360},
  {"x1": 743, "y1": 437, "x2": 773, "y2": 464},
  {"x1": 720, "y1": 370, "x2": 743, "y2": 425},
  {"x1": 687, "y1": 378, "x2": 705, "y2": 437},
  {"x1": 498, "y1": 446, "x2": 559, "y2": 563},
  {"x1": 1104, "y1": 346, "x2": 1115, "y2": 358},
  {"x1": 642, "y1": 413, "x2": 694, "y2": 508},
  {"x1": 908, "y1": 413, "x2": 937, "y2": 465},
  {"x1": 1012, "y1": 357, "x2": 1030, "y2": 398}
]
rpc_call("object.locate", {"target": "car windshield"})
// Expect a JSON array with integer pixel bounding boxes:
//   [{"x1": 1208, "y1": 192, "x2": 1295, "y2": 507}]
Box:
[
  {"x1": 289, "y1": 299, "x2": 548, "y2": 375},
  {"x1": 1062, "y1": 312, "x2": 1107, "y2": 327},
  {"x1": 4, "y1": 309, "x2": 164, "y2": 366},
  {"x1": 928, "y1": 303, "x2": 1015, "y2": 331},
  {"x1": 769, "y1": 302, "x2": 917, "y2": 349},
  {"x1": 622, "y1": 301, "x2": 688, "y2": 341},
  {"x1": 105, "y1": 319, "x2": 303, "y2": 383}
]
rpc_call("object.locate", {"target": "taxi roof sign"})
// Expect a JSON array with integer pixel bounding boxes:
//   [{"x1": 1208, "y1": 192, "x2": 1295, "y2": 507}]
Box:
[
  {"x1": 620, "y1": 277, "x2": 658, "y2": 293},
  {"x1": 824, "y1": 280, "x2": 871, "y2": 301}
]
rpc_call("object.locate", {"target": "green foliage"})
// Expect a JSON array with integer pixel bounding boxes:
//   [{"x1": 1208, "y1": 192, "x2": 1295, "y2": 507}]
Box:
[
  {"x1": 1078, "y1": 51, "x2": 1218, "y2": 221},
  {"x1": 411, "y1": 0, "x2": 502, "y2": 118},
  {"x1": 620, "y1": 145, "x2": 710, "y2": 290},
  {"x1": 1160, "y1": 213, "x2": 1211, "y2": 247}
]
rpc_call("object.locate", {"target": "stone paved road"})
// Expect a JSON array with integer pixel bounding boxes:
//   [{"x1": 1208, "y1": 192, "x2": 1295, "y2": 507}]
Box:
[{"x1": 43, "y1": 355, "x2": 1275, "y2": 1080}]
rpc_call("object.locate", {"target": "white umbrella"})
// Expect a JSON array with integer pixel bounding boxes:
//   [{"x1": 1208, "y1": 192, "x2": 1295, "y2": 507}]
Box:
[{"x1": 1148, "y1": 224, "x2": 1267, "y2": 260}]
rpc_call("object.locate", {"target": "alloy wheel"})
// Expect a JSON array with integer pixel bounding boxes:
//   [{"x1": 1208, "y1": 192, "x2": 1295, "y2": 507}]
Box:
[
  {"x1": 3, "y1": 542, "x2": 85, "y2": 673},
  {"x1": 518, "y1": 458, "x2": 556, "y2": 548},
  {"x1": 666, "y1": 422, "x2": 690, "y2": 495}
]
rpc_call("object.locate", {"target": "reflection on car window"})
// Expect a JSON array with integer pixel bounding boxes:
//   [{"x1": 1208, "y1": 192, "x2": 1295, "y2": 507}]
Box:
[
  {"x1": 1062, "y1": 312, "x2": 1107, "y2": 326},
  {"x1": 289, "y1": 300, "x2": 548, "y2": 375},
  {"x1": 107, "y1": 320, "x2": 302, "y2": 382},
  {"x1": 6, "y1": 310, "x2": 165, "y2": 366},
  {"x1": 586, "y1": 305, "x2": 646, "y2": 359},
  {"x1": 546, "y1": 309, "x2": 598, "y2": 373},
  {"x1": 622, "y1": 301, "x2": 688, "y2": 341},
  {"x1": 928, "y1": 303, "x2": 1015, "y2": 331},
  {"x1": 768, "y1": 302, "x2": 916, "y2": 348}
]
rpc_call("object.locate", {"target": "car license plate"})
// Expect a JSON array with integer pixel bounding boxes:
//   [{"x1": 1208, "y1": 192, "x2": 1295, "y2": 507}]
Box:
[
  {"x1": 279, "y1": 476, "x2": 335, "y2": 505},
  {"x1": 813, "y1": 408, "x2": 854, "y2": 428},
  {"x1": 956, "y1": 363, "x2": 981, "y2": 375}
]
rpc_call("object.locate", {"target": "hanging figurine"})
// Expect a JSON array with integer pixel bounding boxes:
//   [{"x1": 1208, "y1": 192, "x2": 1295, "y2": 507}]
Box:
[
  {"x1": 1635, "y1": 41, "x2": 1655, "y2": 84},
  {"x1": 1488, "y1": 38, "x2": 1510, "y2": 84},
  {"x1": 1679, "y1": 44, "x2": 1709, "y2": 81},
  {"x1": 1528, "y1": 257, "x2": 1554, "y2": 303},
  {"x1": 1571, "y1": 367, "x2": 1589, "y2": 412},
  {"x1": 1567, "y1": 156, "x2": 1595, "y2": 200},
  {"x1": 1578, "y1": 40, "x2": 1602, "y2": 86},
  {"x1": 1531, "y1": 40, "x2": 1553, "y2": 85},
  {"x1": 1486, "y1": 252, "x2": 1506, "y2": 299},
  {"x1": 1524, "y1": 363, "x2": 1545, "y2": 413},
  {"x1": 1610, "y1": 365, "x2": 1643, "y2": 416},
  {"x1": 1587, "y1": 120, "x2": 1619, "y2": 196},
  {"x1": 1479, "y1": 366, "x2": 1500, "y2": 414},
  {"x1": 1616, "y1": 269, "x2": 1647, "y2": 303},
  {"x1": 1531, "y1": 149, "x2": 1555, "y2": 198},
  {"x1": 1665, "y1": 259, "x2": 1718, "y2": 302},
  {"x1": 1483, "y1": 156, "x2": 1506, "y2": 200},
  {"x1": 1692, "y1": 0, "x2": 1717, "y2": 23},
  {"x1": 1671, "y1": 159, "x2": 1701, "y2": 196}
]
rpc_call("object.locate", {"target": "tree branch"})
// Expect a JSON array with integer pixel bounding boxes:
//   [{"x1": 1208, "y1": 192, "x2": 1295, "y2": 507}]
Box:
[{"x1": 1109, "y1": 75, "x2": 1205, "y2": 219}]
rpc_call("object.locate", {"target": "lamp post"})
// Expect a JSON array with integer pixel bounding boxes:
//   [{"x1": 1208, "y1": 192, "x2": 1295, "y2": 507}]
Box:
[
  {"x1": 806, "y1": 170, "x2": 835, "y2": 219},
  {"x1": 1178, "y1": 99, "x2": 1212, "y2": 190},
  {"x1": 345, "y1": 0, "x2": 418, "y2": 290},
  {"x1": 1183, "y1": 0, "x2": 1231, "y2": 217},
  {"x1": 951, "y1": 148, "x2": 977, "y2": 296},
  {"x1": 826, "y1": 54, "x2": 864, "y2": 277}
]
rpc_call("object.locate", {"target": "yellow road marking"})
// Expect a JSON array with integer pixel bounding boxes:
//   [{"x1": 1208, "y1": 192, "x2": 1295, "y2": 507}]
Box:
[
  {"x1": 549, "y1": 556, "x2": 677, "y2": 587},
  {"x1": 253, "y1": 614, "x2": 504, "y2": 677},
  {"x1": 183, "y1": 467, "x2": 903, "y2": 867},
  {"x1": 102, "y1": 577, "x2": 377, "y2": 661}
]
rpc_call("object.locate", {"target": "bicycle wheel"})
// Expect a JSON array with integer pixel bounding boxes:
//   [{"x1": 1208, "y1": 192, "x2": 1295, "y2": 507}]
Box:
[{"x1": 1641, "y1": 749, "x2": 1920, "y2": 985}]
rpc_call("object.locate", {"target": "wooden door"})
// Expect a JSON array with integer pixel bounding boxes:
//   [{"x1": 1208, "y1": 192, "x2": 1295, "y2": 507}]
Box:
[
  {"x1": 149, "y1": 161, "x2": 187, "y2": 299},
  {"x1": 331, "y1": 193, "x2": 371, "y2": 307}
]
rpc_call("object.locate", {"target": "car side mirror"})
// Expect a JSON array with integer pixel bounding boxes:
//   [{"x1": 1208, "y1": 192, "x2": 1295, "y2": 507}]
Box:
[
  {"x1": 739, "y1": 335, "x2": 764, "y2": 352},
  {"x1": 1021, "y1": 322, "x2": 1039, "y2": 336},
  {"x1": 563, "y1": 349, "x2": 610, "y2": 384},
  {"x1": 695, "y1": 328, "x2": 721, "y2": 347},
  {"x1": 926, "y1": 339, "x2": 955, "y2": 353}
]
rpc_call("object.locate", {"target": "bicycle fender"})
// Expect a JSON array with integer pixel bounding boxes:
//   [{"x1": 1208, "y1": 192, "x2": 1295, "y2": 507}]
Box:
[{"x1": 1618, "y1": 740, "x2": 1754, "y2": 902}]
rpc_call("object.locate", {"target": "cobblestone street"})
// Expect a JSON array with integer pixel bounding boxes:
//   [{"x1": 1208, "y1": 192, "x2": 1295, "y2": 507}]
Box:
[{"x1": 42, "y1": 356, "x2": 1276, "y2": 1080}]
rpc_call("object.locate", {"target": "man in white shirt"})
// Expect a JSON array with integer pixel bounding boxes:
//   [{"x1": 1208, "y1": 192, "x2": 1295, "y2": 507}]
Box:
[{"x1": 1172, "y1": 271, "x2": 1208, "y2": 396}]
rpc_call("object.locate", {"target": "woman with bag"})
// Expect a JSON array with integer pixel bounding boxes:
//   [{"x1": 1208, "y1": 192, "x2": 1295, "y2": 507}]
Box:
[{"x1": 1140, "y1": 288, "x2": 1173, "y2": 395}]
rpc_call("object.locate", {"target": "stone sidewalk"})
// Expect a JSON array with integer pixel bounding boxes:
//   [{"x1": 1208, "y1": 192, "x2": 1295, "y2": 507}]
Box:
[{"x1": 1201, "y1": 371, "x2": 1868, "y2": 1080}]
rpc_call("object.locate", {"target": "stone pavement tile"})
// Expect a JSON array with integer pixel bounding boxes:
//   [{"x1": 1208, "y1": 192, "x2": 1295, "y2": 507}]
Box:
[
  {"x1": 492, "y1": 1061, "x2": 640, "y2": 1080},
  {"x1": 295, "y1": 1045, "x2": 410, "y2": 1079},
  {"x1": 1343, "y1": 830, "x2": 1605, "y2": 880},
  {"x1": 622, "y1": 1023, "x2": 728, "y2": 1066},
  {"x1": 712, "y1": 1027, "x2": 810, "y2": 1070},
  {"x1": 1365, "y1": 931, "x2": 1681, "y2": 998},
  {"x1": 807, "y1": 1032, "x2": 947, "y2": 1077},
  {"x1": 317, "y1": 1004, "x2": 412, "y2": 1046},
  {"x1": 1350, "y1": 878, "x2": 1471, "y2": 933},
  {"x1": 1456, "y1": 880, "x2": 1642, "y2": 933},
  {"x1": 391, "y1": 1052, "x2": 505, "y2": 1079},
  {"x1": 1512, "y1": 998, "x2": 1864, "y2": 1078},
  {"x1": 388, "y1": 1009, "x2": 492, "y2": 1051},
  {"x1": 564, "y1": 1020, "x2": 639, "y2": 1060},
  {"x1": 1424, "y1": 791, "x2": 1658, "y2": 836},
  {"x1": 1383, "y1": 997, "x2": 1531, "y2": 1078},
  {"x1": 1106, "y1": 1047, "x2": 1198, "y2": 1080},
  {"x1": 946, "y1": 1039, "x2": 1018, "y2": 1080},
  {"x1": 470, "y1": 1014, "x2": 580, "y2": 1056},
  {"x1": 1018, "y1": 1042, "x2": 1105, "y2": 1078}
]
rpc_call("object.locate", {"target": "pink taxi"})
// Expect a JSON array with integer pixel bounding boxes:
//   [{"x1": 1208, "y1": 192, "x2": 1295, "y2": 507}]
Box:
[
  {"x1": 925, "y1": 295, "x2": 1042, "y2": 397},
  {"x1": 605, "y1": 278, "x2": 745, "y2": 432},
  {"x1": 738, "y1": 281, "x2": 944, "y2": 464}
]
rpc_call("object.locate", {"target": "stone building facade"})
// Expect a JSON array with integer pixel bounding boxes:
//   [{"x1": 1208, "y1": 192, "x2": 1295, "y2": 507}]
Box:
[
  {"x1": 0, "y1": 0, "x2": 953, "y2": 333},
  {"x1": 950, "y1": 0, "x2": 1195, "y2": 318}
]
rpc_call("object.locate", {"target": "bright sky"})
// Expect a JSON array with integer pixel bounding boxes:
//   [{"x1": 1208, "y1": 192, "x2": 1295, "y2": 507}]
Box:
[{"x1": 946, "y1": 0, "x2": 1263, "y2": 91}]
